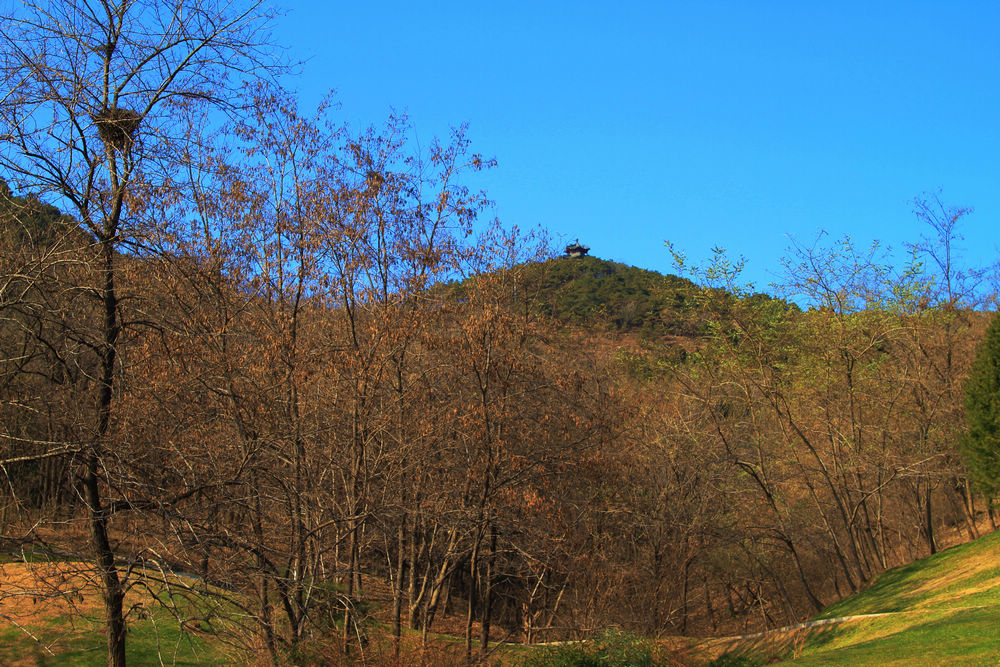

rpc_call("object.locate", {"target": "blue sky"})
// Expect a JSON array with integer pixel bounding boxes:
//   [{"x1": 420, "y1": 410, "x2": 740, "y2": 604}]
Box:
[{"x1": 272, "y1": 1, "x2": 1000, "y2": 291}]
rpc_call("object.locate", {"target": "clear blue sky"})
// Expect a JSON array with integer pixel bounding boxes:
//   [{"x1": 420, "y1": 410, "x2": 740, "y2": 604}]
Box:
[{"x1": 272, "y1": 1, "x2": 1000, "y2": 291}]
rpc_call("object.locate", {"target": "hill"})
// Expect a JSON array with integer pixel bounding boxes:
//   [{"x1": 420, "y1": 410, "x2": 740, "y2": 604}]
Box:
[
  {"x1": 0, "y1": 181, "x2": 89, "y2": 248},
  {"x1": 518, "y1": 255, "x2": 701, "y2": 336},
  {"x1": 702, "y1": 528, "x2": 1000, "y2": 665},
  {"x1": 515, "y1": 255, "x2": 798, "y2": 341}
]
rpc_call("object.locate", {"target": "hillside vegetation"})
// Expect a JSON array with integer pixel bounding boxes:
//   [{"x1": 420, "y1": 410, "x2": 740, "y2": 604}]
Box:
[
  {"x1": 3, "y1": 162, "x2": 997, "y2": 662},
  {"x1": 5, "y1": 2, "x2": 1000, "y2": 664},
  {"x1": 519, "y1": 255, "x2": 699, "y2": 335}
]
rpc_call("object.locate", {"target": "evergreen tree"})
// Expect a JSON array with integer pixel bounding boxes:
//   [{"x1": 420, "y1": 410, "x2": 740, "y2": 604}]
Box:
[{"x1": 962, "y1": 311, "x2": 1000, "y2": 500}]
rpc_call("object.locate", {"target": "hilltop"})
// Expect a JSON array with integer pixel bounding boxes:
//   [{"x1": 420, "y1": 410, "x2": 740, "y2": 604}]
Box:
[{"x1": 520, "y1": 255, "x2": 698, "y2": 335}]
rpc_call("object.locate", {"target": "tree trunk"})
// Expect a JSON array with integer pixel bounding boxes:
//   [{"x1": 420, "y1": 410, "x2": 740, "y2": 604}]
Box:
[
  {"x1": 85, "y1": 457, "x2": 126, "y2": 667},
  {"x1": 407, "y1": 511, "x2": 422, "y2": 628},
  {"x1": 703, "y1": 576, "x2": 717, "y2": 633},
  {"x1": 479, "y1": 524, "x2": 497, "y2": 661},
  {"x1": 392, "y1": 516, "x2": 405, "y2": 659},
  {"x1": 252, "y1": 481, "x2": 278, "y2": 663},
  {"x1": 959, "y1": 478, "x2": 980, "y2": 539},
  {"x1": 465, "y1": 535, "x2": 480, "y2": 664},
  {"x1": 924, "y1": 484, "x2": 937, "y2": 555},
  {"x1": 92, "y1": 241, "x2": 126, "y2": 667}
]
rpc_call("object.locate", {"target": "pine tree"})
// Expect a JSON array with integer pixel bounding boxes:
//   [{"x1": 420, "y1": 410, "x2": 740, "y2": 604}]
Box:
[{"x1": 962, "y1": 311, "x2": 1000, "y2": 501}]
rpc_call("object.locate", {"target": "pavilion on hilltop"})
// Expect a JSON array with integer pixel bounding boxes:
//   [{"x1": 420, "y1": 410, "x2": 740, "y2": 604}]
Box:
[{"x1": 564, "y1": 239, "x2": 590, "y2": 258}]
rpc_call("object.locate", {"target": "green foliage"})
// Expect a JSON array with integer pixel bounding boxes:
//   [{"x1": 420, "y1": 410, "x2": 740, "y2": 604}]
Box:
[
  {"x1": 445, "y1": 255, "x2": 799, "y2": 364},
  {"x1": 962, "y1": 311, "x2": 1000, "y2": 499},
  {"x1": 518, "y1": 629, "x2": 660, "y2": 667},
  {"x1": 519, "y1": 256, "x2": 700, "y2": 336}
]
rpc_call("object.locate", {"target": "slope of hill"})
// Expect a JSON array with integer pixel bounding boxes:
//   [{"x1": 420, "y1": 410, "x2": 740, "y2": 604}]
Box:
[
  {"x1": 0, "y1": 180, "x2": 88, "y2": 248},
  {"x1": 702, "y1": 529, "x2": 1000, "y2": 665}
]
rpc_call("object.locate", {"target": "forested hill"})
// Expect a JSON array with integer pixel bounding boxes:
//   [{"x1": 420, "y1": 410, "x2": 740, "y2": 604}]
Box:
[
  {"x1": 0, "y1": 180, "x2": 86, "y2": 247},
  {"x1": 517, "y1": 255, "x2": 796, "y2": 339},
  {"x1": 0, "y1": 182, "x2": 751, "y2": 341},
  {"x1": 518, "y1": 255, "x2": 702, "y2": 336}
]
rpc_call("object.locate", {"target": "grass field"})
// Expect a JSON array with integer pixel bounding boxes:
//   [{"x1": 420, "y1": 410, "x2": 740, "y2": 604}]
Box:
[{"x1": 701, "y1": 529, "x2": 1000, "y2": 665}]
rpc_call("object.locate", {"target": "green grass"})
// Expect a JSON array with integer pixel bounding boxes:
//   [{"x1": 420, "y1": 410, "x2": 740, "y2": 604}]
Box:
[
  {"x1": 706, "y1": 530, "x2": 1000, "y2": 666},
  {"x1": 779, "y1": 606, "x2": 1000, "y2": 665},
  {"x1": 0, "y1": 606, "x2": 231, "y2": 666}
]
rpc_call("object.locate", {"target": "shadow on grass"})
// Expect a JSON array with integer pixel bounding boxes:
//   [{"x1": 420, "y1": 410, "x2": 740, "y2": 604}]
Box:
[
  {"x1": 709, "y1": 605, "x2": 1000, "y2": 666},
  {"x1": 795, "y1": 607, "x2": 1000, "y2": 665},
  {"x1": 819, "y1": 536, "x2": 1000, "y2": 619}
]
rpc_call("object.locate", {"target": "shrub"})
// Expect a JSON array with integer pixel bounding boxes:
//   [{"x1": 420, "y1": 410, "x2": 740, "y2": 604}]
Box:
[{"x1": 518, "y1": 629, "x2": 659, "y2": 667}]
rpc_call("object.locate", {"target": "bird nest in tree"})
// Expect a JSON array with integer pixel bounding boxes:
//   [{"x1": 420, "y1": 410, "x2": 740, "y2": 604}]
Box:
[
  {"x1": 366, "y1": 169, "x2": 385, "y2": 193},
  {"x1": 92, "y1": 107, "x2": 141, "y2": 150}
]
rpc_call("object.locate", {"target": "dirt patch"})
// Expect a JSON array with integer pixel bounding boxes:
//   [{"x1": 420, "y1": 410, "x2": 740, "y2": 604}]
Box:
[{"x1": 0, "y1": 561, "x2": 107, "y2": 665}]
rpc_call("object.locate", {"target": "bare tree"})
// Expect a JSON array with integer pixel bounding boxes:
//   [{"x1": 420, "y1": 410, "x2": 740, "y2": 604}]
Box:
[{"x1": 0, "y1": 2, "x2": 281, "y2": 663}]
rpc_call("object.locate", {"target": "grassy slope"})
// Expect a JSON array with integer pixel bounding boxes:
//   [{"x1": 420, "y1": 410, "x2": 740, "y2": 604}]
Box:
[
  {"x1": 0, "y1": 611, "x2": 227, "y2": 666},
  {"x1": 702, "y1": 529, "x2": 1000, "y2": 665}
]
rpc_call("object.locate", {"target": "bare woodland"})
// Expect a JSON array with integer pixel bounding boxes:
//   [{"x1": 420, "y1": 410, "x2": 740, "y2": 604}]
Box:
[{"x1": 0, "y1": 1, "x2": 998, "y2": 665}]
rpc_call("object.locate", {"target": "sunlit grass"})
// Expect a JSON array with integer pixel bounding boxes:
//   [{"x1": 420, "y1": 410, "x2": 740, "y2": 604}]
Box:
[{"x1": 702, "y1": 530, "x2": 1000, "y2": 665}]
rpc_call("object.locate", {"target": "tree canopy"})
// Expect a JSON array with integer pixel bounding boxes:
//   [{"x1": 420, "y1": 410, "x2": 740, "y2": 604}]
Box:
[{"x1": 963, "y1": 311, "x2": 1000, "y2": 499}]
